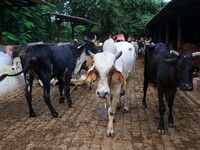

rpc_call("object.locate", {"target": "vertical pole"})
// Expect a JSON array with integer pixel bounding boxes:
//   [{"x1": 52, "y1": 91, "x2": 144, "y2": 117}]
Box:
[
  {"x1": 57, "y1": 19, "x2": 61, "y2": 43},
  {"x1": 159, "y1": 26, "x2": 162, "y2": 42},
  {"x1": 71, "y1": 23, "x2": 75, "y2": 41},
  {"x1": 165, "y1": 23, "x2": 169, "y2": 45},
  {"x1": 153, "y1": 28, "x2": 157, "y2": 43},
  {"x1": 0, "y1": 7, "x2": 3, "y2": 44},
  {"x1": 177, "y1": 14, "x2": 182, "y2": 49}
]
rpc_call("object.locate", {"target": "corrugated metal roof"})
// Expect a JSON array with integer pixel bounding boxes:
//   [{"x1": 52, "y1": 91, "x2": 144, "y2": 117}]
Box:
[
  {"x1": 147, "y1": 0, "x2": 200, "y2": 27},
  {"x1": 52, "y1": 13, "x2": 96, "y2": 26},
  {"x1": 1, "y1": 0, "x2": 55, "y2": 7},
  {"x1": 28, "y1": 0, "x2": 55, "y2": 7}
]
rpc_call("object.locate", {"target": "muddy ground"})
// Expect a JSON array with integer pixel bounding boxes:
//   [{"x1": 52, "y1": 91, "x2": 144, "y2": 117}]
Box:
[{"x1": 0, "y1": 57, "x2": 200, "y2": 150}]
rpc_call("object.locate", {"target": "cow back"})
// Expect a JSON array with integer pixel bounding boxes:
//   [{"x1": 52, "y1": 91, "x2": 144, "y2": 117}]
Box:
[
  {"x1": 115, "y1": 41, "x2": 136, "y2": 79},
  {"x1": 144, "y1": 43, "x2": 174, "y2": 85}
]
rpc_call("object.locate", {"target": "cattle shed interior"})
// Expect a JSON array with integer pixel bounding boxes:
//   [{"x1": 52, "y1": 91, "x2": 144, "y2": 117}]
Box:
[
  {"x1": 51, "y1": 13, "x2": 97, "y2": 42},
  {"x1": 147, "y1": 0, "x2": 200, "y2": 50}
]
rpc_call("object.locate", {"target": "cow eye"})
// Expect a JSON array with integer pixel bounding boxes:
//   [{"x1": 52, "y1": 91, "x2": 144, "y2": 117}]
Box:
[
  {"x1": 191, "y1": 67, "x2": 199, "y2": 75},
  {"x1": 93, "y1": 68, "x2": 100, "y2": 79},
  {"x1": 108, "y1": 68, "x2": 115, "y2": 76}
]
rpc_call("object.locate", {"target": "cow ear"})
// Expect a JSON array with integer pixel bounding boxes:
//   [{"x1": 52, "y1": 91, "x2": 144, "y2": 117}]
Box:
[
  {"x1": 85, "y1": 69, "x2": 97, "y2": 85},
  {"x1": 164, "y1": 57, "x2": 178, "y2": 65},
  {"x1": 77, "y1": 41, "x2": 86, "y2": 49},
  {"x1": 113, "y1": 70, "x2": 124, "y2": 84},
  {"x1": 115, "y1": 51, "x2": 122, "y2": 60}
]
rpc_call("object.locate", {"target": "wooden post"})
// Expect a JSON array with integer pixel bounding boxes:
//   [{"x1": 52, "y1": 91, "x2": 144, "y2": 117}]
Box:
[
  {"x1": 159, "y1": 26, "x2": 162, "y2": 42},
  {"x1": 177, "y1": 15, "x2": 182, "y2": 49},
  {"x1": 71, "y1": 23, "x2": 75, "y2": 41},
  {"x1": 0, "y1": 8, "x2": 3, "y2": 45},
  {"x1": 56, "y1": 19, "x2": 61, "y2": 43},
  {"x1": 153, "y1": 28, "x2": 157, "y2": 43},
  {"x1": 165, "y1": 23, "x2": 169, "y2": 45}
]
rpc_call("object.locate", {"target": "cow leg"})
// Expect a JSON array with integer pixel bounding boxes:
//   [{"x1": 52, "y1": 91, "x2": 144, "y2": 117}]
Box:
[
  {"x1": 65, "y1": 73, "x2": 73, "y2": 108},
  {"x1": 107, "y1": 100, "x2": 118, "y2": 138},
  {"x1": 168, "y1": 97, "x2": 174, "y2": 127},
  {"x1": 107, "y1": 86, "x2": 121, "y2": 138},
  {"x1": 142, "y1": 76, "x2": 149, "y2": 108},
  {"x1": 57, "y1": 77, "x2": 65, "y2": 103},
  {"x1": 165, "y1": 90, "x2": 176, "y2": 128},
  {"x1": 123, "y1": 83, "x2": 129, "y2": 112},
  {"x1": 24, "y1": 73, "x2": 35, "y2": 117},
  {"x1": 42, "y1": 77, "x2": 58, "y2": 117},
  {"x1": 158, "y1": 88, "x2": 165, "y2": 134}
]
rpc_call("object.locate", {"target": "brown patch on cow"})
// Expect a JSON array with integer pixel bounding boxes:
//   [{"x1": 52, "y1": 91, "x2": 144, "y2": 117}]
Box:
[
  {"x1": 85, "y1": 70, "x2": 96, "y2": 84},
  {"x1": 113, "y1": 71, "x2": 124, "y2": 84},
  {"x1": 86, "y1": 58, "x2": 94, "y2": 70}
]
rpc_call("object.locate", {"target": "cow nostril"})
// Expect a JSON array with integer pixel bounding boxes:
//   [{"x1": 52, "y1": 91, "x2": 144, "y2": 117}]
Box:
[
  {"x1": 12, "y1": 68, "x2": 14, "y2": 70},
  {"x1": 97, "y1": 91, "x2": 109, "y2": 98},
  {"x1": 105, "y1": 92, "x2": 108, "y2": 96},
  {"x1": 183, "y1": 84, "x2": 193, "y2": 91}
]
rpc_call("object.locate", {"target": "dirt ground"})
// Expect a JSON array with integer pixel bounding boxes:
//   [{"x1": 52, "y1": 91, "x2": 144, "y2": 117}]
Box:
[{"x1": 0, "y1": 57, "x2": 200, "y2": 150}]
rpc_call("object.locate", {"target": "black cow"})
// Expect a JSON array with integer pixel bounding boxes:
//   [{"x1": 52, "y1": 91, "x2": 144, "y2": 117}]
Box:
[
  {"x1": 0, "y1": 38, "x2": 99, "y2": 117},
  {"x1": 142, "y1": 42, "x2": 200, "y2": 134}
]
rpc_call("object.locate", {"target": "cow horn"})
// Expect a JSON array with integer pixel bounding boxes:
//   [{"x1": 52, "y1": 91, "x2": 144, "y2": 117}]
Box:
[
  {"x1": 9, "y1": 48, "x2": 13, "y2": 52},
  {"x1": 170, "y1": 50, "x2": 179, "y2": 56},
  {"x1": 94, "y1": 35, "x2": 97, "y2": 40},
  {"x1": 115, "y1": 51, "x2": 122, "y2": 60},
  {"x1": 145, "y1": 37, "x2": 152, "y2": 43},
  {"x1": 88, "y1": 50, "x2": 95, "y2": 58},
  {"x1": 192, "y1": 52, "x2": 200, "y2": 57}
]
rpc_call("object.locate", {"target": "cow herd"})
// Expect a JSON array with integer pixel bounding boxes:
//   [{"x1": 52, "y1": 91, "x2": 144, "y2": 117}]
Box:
[{"x1": 0, "y1": 37, "x2": 200, "y2": 138}]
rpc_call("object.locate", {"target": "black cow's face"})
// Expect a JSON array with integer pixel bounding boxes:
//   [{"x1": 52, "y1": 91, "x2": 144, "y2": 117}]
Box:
[
  {"x1": 78, "y1": 37, "x2": 101, "y2": 56},
  {"x1": 176, "y1": 54, "x2": 198, "y2": 91}
]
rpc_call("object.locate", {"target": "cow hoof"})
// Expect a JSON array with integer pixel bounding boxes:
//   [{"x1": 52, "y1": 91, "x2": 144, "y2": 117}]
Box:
[
  {"x1": 29, "y1": 112, "x2": 36, "y2": 117},
  {"x1": 68, "y1": 102, "x2": 73, "y2": 108},
  {"x1": 142, "y1": 104, "x2": 148, "y2": 108},
  {"x1": 158, "y1": 129, "x2": 165, "y2": 135},
  {"x1": 107, "y1": 130, "x2": 115, "y2": 138},
  {"x1": 74, "y1": 86, "x2": 78, "y2": 90},
  {"x1": 123, "y1": 107, "x2": 129, "y2": 113},
  {"x1": 169, "y1": 123, "x2": 174, "y2": 128},
  {"x1": 120, "y1": 90, "x2": 125, "y2": 96},
  {"x1": 53, "y1": 112, "x2": 59, "y2": 117},
  {"x1": 59, "y1": 97, "x2": 65, "y2": 103},
  {"x1": 116, "y1": 106, "x2": 121, "y2": 111}
]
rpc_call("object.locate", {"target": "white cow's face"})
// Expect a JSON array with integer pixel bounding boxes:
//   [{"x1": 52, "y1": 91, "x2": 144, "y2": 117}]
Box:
[
  {"x1": 12, "y1": 57, "x2": 22, "y2": 72},
  {"x1": 86, "y1": 52, "x2": 124, "y2": 98}
]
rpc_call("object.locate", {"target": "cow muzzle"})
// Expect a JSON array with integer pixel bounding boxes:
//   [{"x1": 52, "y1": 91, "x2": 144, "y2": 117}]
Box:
[
  {"x1": 96, "y1": 90, "x2": 109, "y2": 98},
  {"x1": 180, "y1": 84, "x2": 193, "y2": 91}
]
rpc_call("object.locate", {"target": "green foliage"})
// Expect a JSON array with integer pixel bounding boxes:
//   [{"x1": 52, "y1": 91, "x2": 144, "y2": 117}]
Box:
[
  {"x1": 3, "y1": 2, "x2": 51, "y2": 44},
  {"x1": 2, "y1": 0, "x2": 165, "y2": 44},
  {"x1": 62, "y1": 0, "x2": 165, "y2": 40}
]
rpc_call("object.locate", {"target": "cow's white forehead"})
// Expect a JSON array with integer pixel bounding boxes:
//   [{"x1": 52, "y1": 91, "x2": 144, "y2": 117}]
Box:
[{"x1": 94, "y1": 52, "x2": 115, "y2": 72}]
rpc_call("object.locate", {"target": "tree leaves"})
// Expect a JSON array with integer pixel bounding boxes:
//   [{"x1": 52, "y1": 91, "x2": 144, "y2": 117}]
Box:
[{"x1": 2, "y1": 0, "x2": 165, "y2": 44}]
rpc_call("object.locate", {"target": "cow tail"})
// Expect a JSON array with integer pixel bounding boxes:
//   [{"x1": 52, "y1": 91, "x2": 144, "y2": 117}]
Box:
[{"x1": 0, "y1": 58, "x2": 31, "y2": 82}]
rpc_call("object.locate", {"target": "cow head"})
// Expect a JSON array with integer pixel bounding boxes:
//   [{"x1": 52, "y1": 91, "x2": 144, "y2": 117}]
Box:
[
  {"x1": 12, "y1": 57, "x2": 22, "y2": 72},
  {"x1": 165, "y1": 50, "x2": 200, "y2": 91},
  {"x1": 86, "y1": 51, "x2": 123, "y2": 98},
  {"x1": 72, "y1": 37, "x2": 101, "y2": 76},
  {"x1": 10, "y1": 45, "x2": 22, "y2": 59}
]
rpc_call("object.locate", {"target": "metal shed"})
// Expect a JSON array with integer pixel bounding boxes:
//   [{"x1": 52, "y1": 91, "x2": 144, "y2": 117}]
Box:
[
  {"x1": 146, "y1": 0, "x2": 200, "y2": 49},
  {"x1": 51, "y1": 13, "x2": 97, "y2": 42}
]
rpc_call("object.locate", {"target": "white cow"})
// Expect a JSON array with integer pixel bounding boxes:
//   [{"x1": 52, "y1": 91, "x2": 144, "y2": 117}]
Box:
[
  {"x1": 86, "y1": 39, "x2": 136, "y2": 137},
  {"x1": 0, "y1": 52, "x2": 24, "y2": 96},
  {"x1": 131, "y1": 41, "x2": 139, "y2": 57}
]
